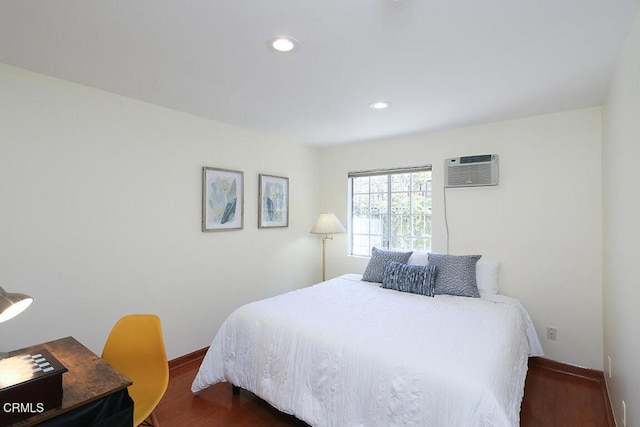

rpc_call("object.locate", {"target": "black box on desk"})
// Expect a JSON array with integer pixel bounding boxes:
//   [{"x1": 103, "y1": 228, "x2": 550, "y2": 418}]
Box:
[{"x1": 0, "y1": 349, "x2": 68, "y2": 426}]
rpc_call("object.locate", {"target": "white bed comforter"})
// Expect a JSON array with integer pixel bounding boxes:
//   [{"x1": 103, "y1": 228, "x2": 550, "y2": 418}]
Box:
[{"x1": 191, "y1": 274, "x2": 537, "y2": 427}]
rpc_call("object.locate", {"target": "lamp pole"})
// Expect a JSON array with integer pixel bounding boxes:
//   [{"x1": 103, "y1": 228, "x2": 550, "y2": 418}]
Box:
[{"x1": 321, "y1": 235, "x2": 333, "y2": 282}]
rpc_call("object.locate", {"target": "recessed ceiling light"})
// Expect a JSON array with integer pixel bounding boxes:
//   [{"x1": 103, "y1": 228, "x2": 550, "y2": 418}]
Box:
[
  {"x1": 369, "y1": 101, "x2": 390, "y2": 110},
  {"x1": 269, "y1": 36, "x2": 299, "y2": 52}
]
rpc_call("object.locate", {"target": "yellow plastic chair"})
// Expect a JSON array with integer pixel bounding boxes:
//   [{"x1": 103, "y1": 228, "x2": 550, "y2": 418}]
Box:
[{"x1": 102, "y1": 314, "x2": 169, "y2": 427}]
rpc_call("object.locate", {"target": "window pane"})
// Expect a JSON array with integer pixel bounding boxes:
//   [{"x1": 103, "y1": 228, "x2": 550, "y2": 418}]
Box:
[
  {"x1": 413, "y1": 214, "x2": 423, "y2": 236},
  {"x1": 412, "y1": 215, "x2": 432, "y2": 237},
  {"x1": 353, "y1": 177, "x2": 369, "y2": 194},
  {"x1": 391, "y1": 215, "x2": 401, "y2": 236},
  {"x1": 352, "y1": 215, "x2": 369, "y2": 234},
  {"x1": 391, "y1": 193, "x2": 410, "y2": 214},
  {"x1": 411, "y1": 193, "x2": 430, "y2": 214},
  {"x1": 381, "y1": 214, "x2": 389, "y2": 241},
  {"x1": 390, "y1": 236, "x2": 411, "y2": 250},
  {"x1": 391, "y1": 173, "x2": 411, "y2": 192},
  {"x1": 411, "y1": 171, "x2": 431, "y2": 191},
  {"x1": 370, "y1": 193, "x2": 388, "y2": 214},
  {"x1": 391, "y1": 214, "x2": 410, "y2": 237},
  {"x1": 352, "y1": 194, "x2": 369, "y2": 215},
  {"x1": 370, "y1": 175, "x2": 388, "y2": 193},
  {"x1": 424, "y1": 216, "x2": 432, "y2": 236},
  {"x1": 352, "y1": 235, "x2": 370, "y2": 256},
  {"x1": 370, "y1": 214, "x2": 383, "y2": 235}
]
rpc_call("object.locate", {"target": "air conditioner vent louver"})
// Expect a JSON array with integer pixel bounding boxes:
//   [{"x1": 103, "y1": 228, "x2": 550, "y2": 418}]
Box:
[
  {"x1": 459, "y1": 154, "x2": 493, "y2": 164},
  {"x1": 444, "y1": 154, "x2": 499, "y2": 188}
]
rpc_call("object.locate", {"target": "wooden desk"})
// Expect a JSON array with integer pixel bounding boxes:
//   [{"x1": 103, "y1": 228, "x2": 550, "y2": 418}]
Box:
[{"x1": 3, "y1": 337, "x2": 132, "y2": 427}]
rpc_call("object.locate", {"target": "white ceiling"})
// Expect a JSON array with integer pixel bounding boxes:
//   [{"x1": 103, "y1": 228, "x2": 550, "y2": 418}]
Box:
[{"x1": 1, "y1": 0, "x2": 638, "y2": 146}]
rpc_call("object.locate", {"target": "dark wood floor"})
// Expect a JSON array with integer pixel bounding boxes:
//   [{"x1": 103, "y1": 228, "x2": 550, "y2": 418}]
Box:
[{"x1": 154, "y1": 356, "x2": 611, "y2": 427}]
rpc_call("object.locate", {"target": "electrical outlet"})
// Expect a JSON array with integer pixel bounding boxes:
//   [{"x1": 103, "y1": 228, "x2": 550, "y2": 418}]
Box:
[
  {"x1": 546, "y1": 327, "x2": 557, "y2": 341},
  {"x1": 622, "y1": 400, "x2": 626, "y2": 426},
  {"x1": 608, "y1": 356, "x2": 612, "y2": 378}
]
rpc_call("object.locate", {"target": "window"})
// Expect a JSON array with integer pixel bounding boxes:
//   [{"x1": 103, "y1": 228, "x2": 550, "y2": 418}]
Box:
[{"x1": 348, "y1": 166, "x2": 432, "y2": 257}]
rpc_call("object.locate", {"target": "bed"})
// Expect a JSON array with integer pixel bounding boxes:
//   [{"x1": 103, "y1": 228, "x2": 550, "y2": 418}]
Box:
[{"x1": 191, "y1": 254, "x2": 543, "y2": 427}]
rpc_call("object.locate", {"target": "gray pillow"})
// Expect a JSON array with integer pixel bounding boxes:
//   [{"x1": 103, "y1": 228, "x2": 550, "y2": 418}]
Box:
[
  {"x1": 381, "y1": 261, "x2": 437, "y2": 297},
  {"x1": 428, "y1": 253, "x2": 482, "y2": 298},
  {"x1": 362, "y1": 247, "x2": 413, "y2": 283}
]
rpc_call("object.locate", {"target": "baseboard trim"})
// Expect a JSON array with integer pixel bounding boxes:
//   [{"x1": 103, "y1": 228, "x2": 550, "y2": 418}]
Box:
[
  {"x1": 529, "y1": 357, "x2": 602, "y2": 381},
  {"x1": 168, "y1": 347, "x2": 208, "y2": 370},
  {"x1": 529, "y1": 357, "x2": 615, "y2": 427}
]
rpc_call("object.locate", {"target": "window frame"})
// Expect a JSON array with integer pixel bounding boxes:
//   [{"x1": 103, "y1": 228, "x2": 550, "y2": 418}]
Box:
[{"x1": 348, "y1": 165, "x2": 432, "y2": 257}]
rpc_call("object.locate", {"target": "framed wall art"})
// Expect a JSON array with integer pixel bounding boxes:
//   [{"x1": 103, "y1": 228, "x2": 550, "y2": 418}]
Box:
[
  {"x1": 202, "y1": 167, "x2": 244, "y2": 232},
  {"x1": 258, "y1": 174, "x2": 289, "y2": 228}
]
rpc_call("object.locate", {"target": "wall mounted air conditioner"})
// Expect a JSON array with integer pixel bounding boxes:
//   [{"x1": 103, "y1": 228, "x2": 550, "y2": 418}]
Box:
[{"x1": 444, "y1": 154, "x2": 499, "y2": 188}]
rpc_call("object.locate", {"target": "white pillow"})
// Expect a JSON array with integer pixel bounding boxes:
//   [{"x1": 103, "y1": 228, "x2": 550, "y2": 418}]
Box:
[
  {"x1": 476, "y1": 259, "x2": 500, "y2": 297},
  {"x1": 408, "y1": 251, "x2": 500, "y2": 297},
  {"x1": 408, "y1": 250, "x2": 429, "y2": 265}
]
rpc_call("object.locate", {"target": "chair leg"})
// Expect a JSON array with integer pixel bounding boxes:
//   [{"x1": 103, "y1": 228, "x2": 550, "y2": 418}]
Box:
[
  {"x1": 150, "y1": 411, "x2": 160, "y2": 426},
  {"x1": 139, "y1": 412, "x2": 159, "y2": 427}
]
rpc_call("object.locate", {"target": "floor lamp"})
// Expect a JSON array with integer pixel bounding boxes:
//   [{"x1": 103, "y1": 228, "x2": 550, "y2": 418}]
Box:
[{"x1": 311, "y1": 212, "x2": 346, "y2": 282}]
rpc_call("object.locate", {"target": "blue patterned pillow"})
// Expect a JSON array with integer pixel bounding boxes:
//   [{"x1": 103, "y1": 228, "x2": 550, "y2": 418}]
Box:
[
  {"x1": 381, "y1": 261, "x2": 437, "y2": 297},
  {"x1": 428, "y1": 253, "x2": 482, "y2": 298},
  {"x1": 362, "y1": 247, "x2": 413, "y2": 283}
]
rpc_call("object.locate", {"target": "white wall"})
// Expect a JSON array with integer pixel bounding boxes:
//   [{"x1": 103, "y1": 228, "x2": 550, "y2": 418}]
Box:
[
  {"x1": 0, "y1": 64, "x2": 321, "y2": 359},
  {"x1": 603, "y1": 6, "x2": 640, "y2": 426},
  {"x1": 319, "y1": 107, "x2": 603, "y2": 369},
  {"x1": 0, "y1": 58, "x2": 611, "y2": 377}
]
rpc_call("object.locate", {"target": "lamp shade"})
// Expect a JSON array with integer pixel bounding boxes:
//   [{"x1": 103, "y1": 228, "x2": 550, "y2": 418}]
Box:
[
  {"x1": 310, "y1": 213, "x2": 346, "y2": 235},
  {"x1": 0, "y1": 286, "x2": 33, "y2": 323}
]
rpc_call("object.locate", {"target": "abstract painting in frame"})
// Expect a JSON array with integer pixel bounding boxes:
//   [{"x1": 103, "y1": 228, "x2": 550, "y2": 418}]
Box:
[
  {"x1": 258, "y1": 174, "x2": 289, "y2": 228},
  {"x1": 202, "y1": 167, "x2": 244, "y2": 232}
]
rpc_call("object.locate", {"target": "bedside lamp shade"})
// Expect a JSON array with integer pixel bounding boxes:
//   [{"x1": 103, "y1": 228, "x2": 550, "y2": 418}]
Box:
[
  {"x1": 0, "y1": 286, "x2": 33, "y2": 323},
  {"x1": 310, "y1": 213, "x2": 346, "y2": 282}
]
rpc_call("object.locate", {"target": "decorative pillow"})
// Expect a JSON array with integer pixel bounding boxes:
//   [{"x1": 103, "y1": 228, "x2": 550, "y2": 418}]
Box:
[
  {"x1": 428, "y1": 253, "x2": 482, "y2": 298},
  {"x1": 476, "y1": 259, "x2": 500, "y2": 297},
  {"x1": 362, "y1": 247, "x2": 413, "y2": 283},
  {"x1": 380, "y1": 261, "x2": 437, "y2": 297}
]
